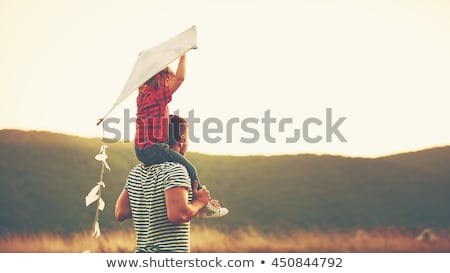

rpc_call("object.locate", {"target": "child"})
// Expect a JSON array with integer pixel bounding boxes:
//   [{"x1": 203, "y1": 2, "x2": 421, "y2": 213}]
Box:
[{"x1": 134, "y1": 54, "x2": 228, "y2": 219}]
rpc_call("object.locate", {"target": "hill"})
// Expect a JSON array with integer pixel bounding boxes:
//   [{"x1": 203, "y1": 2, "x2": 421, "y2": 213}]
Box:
[{"x1": 1, "y1": 129, "x2": 449, "y2": 235}]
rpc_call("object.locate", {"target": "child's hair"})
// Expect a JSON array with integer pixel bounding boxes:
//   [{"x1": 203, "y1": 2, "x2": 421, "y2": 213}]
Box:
[{"x1": 145, "y1": 68, "x2": 170, "y2": 89}]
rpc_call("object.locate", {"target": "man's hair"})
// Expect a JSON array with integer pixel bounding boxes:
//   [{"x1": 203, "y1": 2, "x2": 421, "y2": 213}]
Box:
[{"x1": 168, "y1": 115, "x2": 188, "y2": 148}]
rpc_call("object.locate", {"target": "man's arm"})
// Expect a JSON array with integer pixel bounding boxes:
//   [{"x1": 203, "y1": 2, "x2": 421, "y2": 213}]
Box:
[
  {"x1": 168, "y1": 55, "x2": 186, "y2": 94},
  {"x1": 115, "y1": 189, "x2": 132, "y2": 222},
  {"x1": 165, "y1": 180, "x2": 209, "y2": 224}
]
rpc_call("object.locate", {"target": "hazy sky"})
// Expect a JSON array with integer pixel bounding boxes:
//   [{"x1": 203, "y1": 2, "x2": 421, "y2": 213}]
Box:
[{"x1": 1, "y1": 0, "x2": 449, "y2": 157}]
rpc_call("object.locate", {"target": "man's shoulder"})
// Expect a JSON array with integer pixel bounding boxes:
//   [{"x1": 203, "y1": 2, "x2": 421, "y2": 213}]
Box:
[
  {"x1": 161, "y1": 161, "x2": 187, "y2": 170},
  {"x1": 132, "y1": 162, "x2": 188, "y2": 175},
  {"x1": 160, "y1": 162, "x2": 191, "y2": 190},
  {"x1": 157, "y1": 162, "x2": 189, "y2": 177},
  {"x1": 128, "y1": 162, "x2": 190, "y2": 192},
  {"x1": 128, "y1": 163, "x2": 147, "y2": 177}
]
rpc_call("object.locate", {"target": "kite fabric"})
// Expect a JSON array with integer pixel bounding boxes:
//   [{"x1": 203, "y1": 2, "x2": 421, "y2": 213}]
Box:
[{"x1": 97, "y1": 25, "x2": 198, "y2": 125}]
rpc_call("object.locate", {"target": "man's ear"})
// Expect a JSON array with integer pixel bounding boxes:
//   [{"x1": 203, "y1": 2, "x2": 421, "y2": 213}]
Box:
[{"x1": 164, "y1": 78, "x2": 170, "y2": 87}]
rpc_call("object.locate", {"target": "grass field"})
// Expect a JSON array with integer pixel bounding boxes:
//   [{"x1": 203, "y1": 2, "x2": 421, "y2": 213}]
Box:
[{"x1": 1, "y1": 226, "x2": 449, "y2": 253}]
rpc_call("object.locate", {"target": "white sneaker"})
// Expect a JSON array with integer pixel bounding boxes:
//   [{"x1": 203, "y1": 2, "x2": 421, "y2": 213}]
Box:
[{"x1": 198, "y1": 201, "x2": 229, "y2": 219}]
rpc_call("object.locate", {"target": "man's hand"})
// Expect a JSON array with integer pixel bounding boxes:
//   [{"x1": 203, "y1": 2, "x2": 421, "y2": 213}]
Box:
[
  {"x1": 165, "y1": 180, "x2": 211, "y2": 224},
  {"x1": 192, "y1": 180, "x2": 210, "y2": 208}
]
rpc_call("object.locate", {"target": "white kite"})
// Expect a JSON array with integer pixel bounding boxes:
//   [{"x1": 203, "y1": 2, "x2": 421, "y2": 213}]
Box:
[{"x1": 97, "y1": 25, "x2": 198, "y2": 125}]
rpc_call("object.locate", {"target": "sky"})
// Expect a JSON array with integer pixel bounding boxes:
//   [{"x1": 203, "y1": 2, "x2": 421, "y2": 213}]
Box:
[{"x1": 1, "y1": 0, "x2": 449, "y2": 157}]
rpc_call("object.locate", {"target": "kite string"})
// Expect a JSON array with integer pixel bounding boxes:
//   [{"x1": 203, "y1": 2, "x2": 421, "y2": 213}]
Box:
[
  {"x1": 91, "y1": 122, "x2": 107, "y2": 237},
  {"x1": 92, "y1": 161, "x2": 104, "y2": 235}
]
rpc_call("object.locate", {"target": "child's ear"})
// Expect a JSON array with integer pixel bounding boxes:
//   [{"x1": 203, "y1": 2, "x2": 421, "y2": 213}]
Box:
[{"x1": 164, "y1": 78, "x2": 170, "y2": 87}]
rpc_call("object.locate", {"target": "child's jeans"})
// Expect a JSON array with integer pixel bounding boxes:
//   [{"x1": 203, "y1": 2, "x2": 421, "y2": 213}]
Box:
[{"x1": 135, "y1": 143, "x2": 202, "y2": 190}]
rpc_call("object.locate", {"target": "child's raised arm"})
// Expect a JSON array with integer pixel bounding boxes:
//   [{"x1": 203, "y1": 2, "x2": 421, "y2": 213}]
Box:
[{"x1": 168, "y1": 54, "x2": 186, "y2": 94}]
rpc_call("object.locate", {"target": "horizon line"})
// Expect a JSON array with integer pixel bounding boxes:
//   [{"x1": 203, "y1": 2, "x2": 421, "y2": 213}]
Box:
[{"x1": 1, "y1": 127, "x2": 449, "y2": 159}]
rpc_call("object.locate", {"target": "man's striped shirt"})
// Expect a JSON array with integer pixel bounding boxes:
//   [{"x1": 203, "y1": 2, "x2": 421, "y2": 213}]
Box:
[{"x1": 125, "y1": 162, "x2": 192, "y2": 252}]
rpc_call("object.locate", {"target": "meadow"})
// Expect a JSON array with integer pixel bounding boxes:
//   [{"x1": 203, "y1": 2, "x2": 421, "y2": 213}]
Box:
[
  {"x1": 1, "y1": 225, "x2": 449, "y2": 253},
  {"x1": 2, "y1": 130, "x2": 450, "y2": 236},
  {"x1": 2, "y1": 130, "x2": 450, "y2": 254}
]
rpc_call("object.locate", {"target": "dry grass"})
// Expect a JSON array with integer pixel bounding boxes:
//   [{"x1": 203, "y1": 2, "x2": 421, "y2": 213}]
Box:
[{"x1": 1, "y1": 226, "x2": 449, "y2": 253}]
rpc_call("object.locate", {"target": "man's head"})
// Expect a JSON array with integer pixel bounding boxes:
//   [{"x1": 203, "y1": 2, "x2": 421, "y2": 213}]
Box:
[{"x1": 168, "y1": 115, "x2": 189, "y2": 155}]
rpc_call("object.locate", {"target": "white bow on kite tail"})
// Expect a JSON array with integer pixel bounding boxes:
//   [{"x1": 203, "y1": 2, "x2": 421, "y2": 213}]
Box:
[
  {"x1": 96, "y1": 25, "x2": 198, "y2": 126},
  {"x1": 85, "y1": 143, "x2": 110, "y2": 238}
]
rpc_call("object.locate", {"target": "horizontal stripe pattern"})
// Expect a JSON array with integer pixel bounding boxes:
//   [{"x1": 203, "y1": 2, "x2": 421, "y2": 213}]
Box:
[{"x1": 125, "y1": 162, "x2": 192, "y2": 252}]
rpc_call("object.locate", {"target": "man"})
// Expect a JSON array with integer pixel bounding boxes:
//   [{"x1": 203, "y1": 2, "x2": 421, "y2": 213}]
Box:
[{"x1": 115, "y1": 115, "x2": 227, "y2": 252}]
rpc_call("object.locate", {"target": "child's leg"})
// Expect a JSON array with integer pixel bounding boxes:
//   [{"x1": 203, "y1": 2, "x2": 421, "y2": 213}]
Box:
[
  {"x1": 135, "y1": 143, "x2": 201, "y2": 190},
  {"x1": 135, "y1": 143, "x2": 170, "y2": 166},
  {"x1": 161, "y1": 147, "x2": 202, "y2": 191}
]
